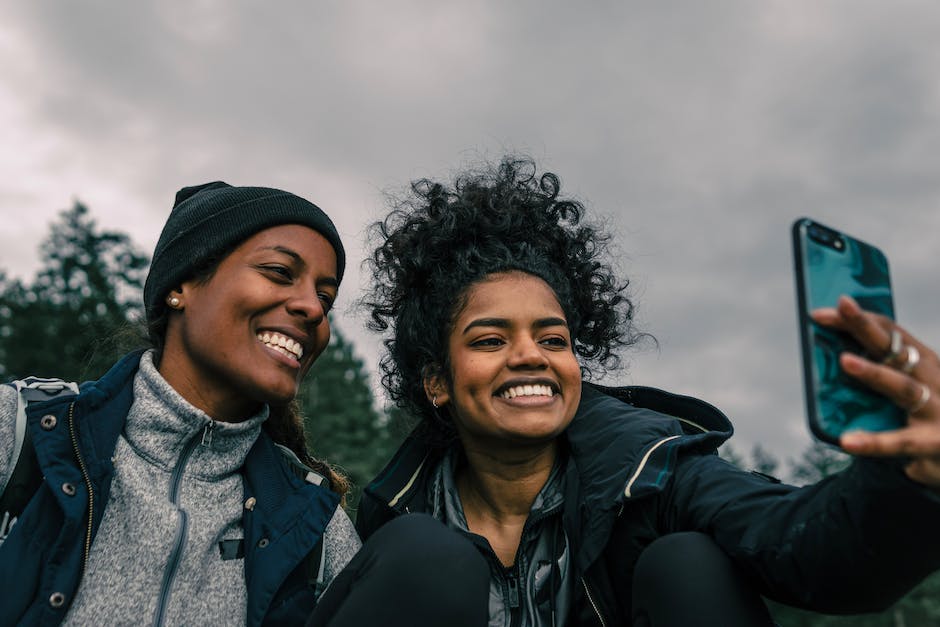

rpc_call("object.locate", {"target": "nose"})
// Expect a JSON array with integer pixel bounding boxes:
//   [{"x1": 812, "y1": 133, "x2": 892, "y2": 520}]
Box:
[
  {"x1": 507, "y1": 335, "x2": 548, "y2": 369},
  {"x1": 286, "y1": 289, "x2": 326, "y2": 326}
]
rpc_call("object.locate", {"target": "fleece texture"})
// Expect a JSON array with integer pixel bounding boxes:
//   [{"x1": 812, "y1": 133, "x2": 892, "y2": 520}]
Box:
[{"x1": 0, "y1": 351, "x2": 360, "y2": 624}]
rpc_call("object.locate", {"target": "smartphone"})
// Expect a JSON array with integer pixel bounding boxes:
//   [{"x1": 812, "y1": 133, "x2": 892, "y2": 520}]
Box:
[{"x1": 792, "y1": 218, "x2": 905, "y2": 445}]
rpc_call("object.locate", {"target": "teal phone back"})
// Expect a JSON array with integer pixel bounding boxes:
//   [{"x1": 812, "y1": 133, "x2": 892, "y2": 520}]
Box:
[{"x1": 792, "y1": 218, "x2": 905, "y2": 443}]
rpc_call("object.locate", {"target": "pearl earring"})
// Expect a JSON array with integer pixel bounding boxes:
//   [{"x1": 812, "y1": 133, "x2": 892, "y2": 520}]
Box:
[{"x1": 167, "y1": 296, "x2": 181, "y2": 308}]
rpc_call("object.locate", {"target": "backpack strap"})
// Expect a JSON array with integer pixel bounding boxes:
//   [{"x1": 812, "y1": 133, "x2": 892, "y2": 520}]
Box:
[
  {"x1": 272, "y1": 443, "x2": 331, "y2": 595},
  {"x1": 0, "y1": 378, "x2": 79, "y2": 544}
]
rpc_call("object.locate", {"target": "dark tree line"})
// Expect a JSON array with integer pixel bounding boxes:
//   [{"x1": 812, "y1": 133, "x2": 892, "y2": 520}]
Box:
[
  {"x1": 2, "y1": 202, "x2": 936, "y2": 623},
  {"x1": 0, "y1": 202, "x2": 148, "y2": 382}
]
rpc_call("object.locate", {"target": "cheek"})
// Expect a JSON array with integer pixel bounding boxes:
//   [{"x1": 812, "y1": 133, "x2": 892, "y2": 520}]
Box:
[
  {"x1": 454, "y1": 358, "x2": 493, "y2": 396},
  {"x1": 301, "y1": 324, "x2": 332, "y2": 377},
  {"x1": 558, "y1": 351, "x2": 582, "y2": 380}
]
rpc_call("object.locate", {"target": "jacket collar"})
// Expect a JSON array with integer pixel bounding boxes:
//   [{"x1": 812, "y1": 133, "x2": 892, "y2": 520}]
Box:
[
  {"x1": 567, "y1": 383, "x2": 732, "y2": 568},
  {"x1": 365, "y1": 382, "x2": 735, "y2": 566}
]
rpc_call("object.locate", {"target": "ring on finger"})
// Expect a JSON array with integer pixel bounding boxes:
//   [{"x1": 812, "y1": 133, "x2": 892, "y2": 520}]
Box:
[
  {"x1": 910, "y1": 383, "x2": 931, "y2": 414},
  {"x1": 900, "y1": 345, "x2": 921, "y2": 374},
  {"x1": 881, "y1": 329, "x2": 904, "y2": 364}
]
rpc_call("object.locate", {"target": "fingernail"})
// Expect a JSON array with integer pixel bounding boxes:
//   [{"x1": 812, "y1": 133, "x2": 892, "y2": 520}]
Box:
[
  {"x1": 841, "y1": 431, "x2": 867, "y2": 449},
  {"x1": 839, "y1": 295, "x2": 860, "y2": 313},
  {"x1": 841, "y1": 353, "x2": 864, "y2": 373}
]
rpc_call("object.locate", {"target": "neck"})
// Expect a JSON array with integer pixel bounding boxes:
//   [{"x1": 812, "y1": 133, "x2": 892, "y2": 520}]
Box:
[
  {"x1": 155, "y1": 349, "x2": 261, "y2": 422},
  {"x1": 457, "y1": 439, "x2": 558, "y2": 523},
  {"x1": 455, "y1": 438, "x2": 558, "y2": 567}
]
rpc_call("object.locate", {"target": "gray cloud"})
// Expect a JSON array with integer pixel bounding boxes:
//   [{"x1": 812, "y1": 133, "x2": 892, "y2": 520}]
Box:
[{"x1": 2, "y1": 1, "x2": 938, "y2": 465}]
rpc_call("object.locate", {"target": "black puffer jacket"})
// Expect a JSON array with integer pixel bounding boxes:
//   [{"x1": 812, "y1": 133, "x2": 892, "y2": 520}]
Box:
[{"x1": 357, "y1": 383, "x2": 940, "y2": 626}]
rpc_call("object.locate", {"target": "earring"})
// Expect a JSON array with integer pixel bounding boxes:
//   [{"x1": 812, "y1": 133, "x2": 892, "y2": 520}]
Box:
[
  {"x1": 167, "y1": 296, "x2": 181, "y2": 309},
  {"x1": 431, "y1": 396, "x2": 439, "y2": 409}
]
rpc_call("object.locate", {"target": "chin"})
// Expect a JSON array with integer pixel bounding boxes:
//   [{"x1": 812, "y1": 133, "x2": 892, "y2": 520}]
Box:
[
  {"x1": 503, "y1": 426, "x2": 567, "y2": 444},
  {"x1": 252, "y1": 379, "x2": 301, "y2": 406}
]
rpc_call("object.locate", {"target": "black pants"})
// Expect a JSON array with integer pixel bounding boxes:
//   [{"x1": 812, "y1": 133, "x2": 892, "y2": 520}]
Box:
[
  {"x1": 632, "y1": 532, "x2": 775, "y2": 627},
  {"x1": 306, "y1": 514, "x2": 489, "y2": 627},
  {"x1": 309, "y1": 521, "x2": 772, "y2": 627}
]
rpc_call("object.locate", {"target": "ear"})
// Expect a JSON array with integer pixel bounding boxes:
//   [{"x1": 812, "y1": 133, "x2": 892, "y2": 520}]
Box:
[{"x1": 423, "y1": 366, "x2": 450, "y2": 408}]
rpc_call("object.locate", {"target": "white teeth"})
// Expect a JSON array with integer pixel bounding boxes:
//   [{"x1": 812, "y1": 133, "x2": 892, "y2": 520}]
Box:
[
  {"x1": 500, "y1": 384, "x2": 555, "y2": 399},
  {"x1": 257, "y1": 332, "x2": 304, "y2": 360}
]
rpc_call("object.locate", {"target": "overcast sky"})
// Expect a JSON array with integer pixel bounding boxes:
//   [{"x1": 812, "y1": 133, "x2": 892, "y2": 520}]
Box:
[{"x1": 2, "y1": 1, "x2": 938, "y2": 467}]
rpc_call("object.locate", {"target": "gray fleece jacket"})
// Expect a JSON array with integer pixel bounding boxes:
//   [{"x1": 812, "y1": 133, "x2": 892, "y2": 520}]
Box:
[{"x1": 0, "y1": 350, "x2": 360, "y2": 625}]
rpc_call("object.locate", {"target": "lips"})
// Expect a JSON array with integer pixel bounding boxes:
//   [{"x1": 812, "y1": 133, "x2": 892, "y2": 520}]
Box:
[{"x1": 257, "y1": 331, "x2": 304, "y2": 361}]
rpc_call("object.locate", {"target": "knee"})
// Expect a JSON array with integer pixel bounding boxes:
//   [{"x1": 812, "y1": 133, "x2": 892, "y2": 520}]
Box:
[
  {"x1": 359, "y1": 514, "x2": 489, "y2": 623},
  {"x1": 635, "y1": 532, "x2": 729, "y2": 584},
  {"x1": 364, "y1": 514, "x2": 488, "y2": 586},
  {"x1": 633, "y1": 533, "x2": 773, "y2": 627}
]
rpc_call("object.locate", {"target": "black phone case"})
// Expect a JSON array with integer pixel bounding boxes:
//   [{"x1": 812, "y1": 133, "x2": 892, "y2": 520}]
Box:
[{"x1": 792, "y1": 218, "x2": 905, "y2": 444}]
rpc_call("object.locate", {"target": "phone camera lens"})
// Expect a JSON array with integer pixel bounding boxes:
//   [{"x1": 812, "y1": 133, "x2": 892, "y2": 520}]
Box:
[{"x1": 809, "y1": 225, "x2": 831, "y2": 242}]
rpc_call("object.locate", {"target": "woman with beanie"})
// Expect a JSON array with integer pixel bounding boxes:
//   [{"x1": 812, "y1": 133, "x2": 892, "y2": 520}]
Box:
[
  {"x1": 0, "y1": 182, "x2": 373, "y2": 626},
  {"x1": 357, "y1": 157, "x2": 940, "y2": 626}
]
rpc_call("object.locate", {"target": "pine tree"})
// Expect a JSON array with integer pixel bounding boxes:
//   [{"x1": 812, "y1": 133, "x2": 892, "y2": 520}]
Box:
[
  {"x1": 298, "y1": 329, "x2": 401, "y2": 508},
  {"x1": 0, "y1": 202, "x2": 148, "y2": 381},
  {"x1": 788, "y1": 440, "x2": 851, "y2": 486},
  {"x1": 750, "y1": 443, "x2": 780, "y2": 477}
]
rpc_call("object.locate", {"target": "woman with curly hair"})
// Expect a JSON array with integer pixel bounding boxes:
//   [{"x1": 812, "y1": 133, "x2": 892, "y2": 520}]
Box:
[{"x1": 357, "y1": 157, "x2": 940, "y2": 626}]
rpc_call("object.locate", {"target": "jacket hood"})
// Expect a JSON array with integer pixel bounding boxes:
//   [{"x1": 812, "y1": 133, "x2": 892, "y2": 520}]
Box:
[{"x1": 567, "y1": 383, "x2": 733, "y2": 568}]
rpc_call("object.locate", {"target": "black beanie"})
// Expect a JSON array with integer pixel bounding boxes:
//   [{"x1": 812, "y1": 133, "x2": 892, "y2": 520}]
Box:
[{"x1": 143, "y1": 181, "x2": 346, "y2": 325}]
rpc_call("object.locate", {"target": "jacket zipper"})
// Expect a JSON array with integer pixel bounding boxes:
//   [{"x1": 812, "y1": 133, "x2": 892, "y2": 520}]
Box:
[
  {"x1": 152, "y1": 424, "x2": 207, "y2": 627},
  {"x1": 507, "y1": 566, "x2": 521, "y2": 627},
  {"x1": 581, "y1": 578, "x2": 607, "y2": 627},
  {"x1": 67, "y1": 402, "x2": 94, "y2": 577}
]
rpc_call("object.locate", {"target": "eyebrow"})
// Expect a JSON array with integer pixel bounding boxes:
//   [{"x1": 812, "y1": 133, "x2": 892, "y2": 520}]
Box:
[
  {"x1": 262, "y1": 246, "x2": 339, "y2": 288},
  {"x1": 264, "y1": 245, "x2": 303, "y2": 262},
  {"x1": 462, "y1": 316, "x2": 568, "y2": 335}
]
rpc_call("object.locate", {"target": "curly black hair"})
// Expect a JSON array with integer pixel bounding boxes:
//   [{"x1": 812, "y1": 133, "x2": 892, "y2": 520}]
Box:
[{"x1": 365, "y1": 157, "x2": 645, "y2": 446}]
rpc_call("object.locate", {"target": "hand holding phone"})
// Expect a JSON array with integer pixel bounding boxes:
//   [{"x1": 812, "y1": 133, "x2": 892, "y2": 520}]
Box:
[{"x1": 792, "y1": 218, "x2": 906, "y2": 445}]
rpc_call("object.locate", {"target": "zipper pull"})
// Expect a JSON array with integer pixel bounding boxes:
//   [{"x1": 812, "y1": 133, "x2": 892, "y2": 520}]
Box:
[
  {"x1": 507, "y1": 573, "x2": 520, "y2": 609},
  {"x1": 201, "y1": 422, "x2": 214, "y2": 447}
]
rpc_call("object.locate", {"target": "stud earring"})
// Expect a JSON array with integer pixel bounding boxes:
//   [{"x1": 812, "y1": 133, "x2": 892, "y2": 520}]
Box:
[{"x1": 167, "y1": 296, "x2": 181, "y2": 309}]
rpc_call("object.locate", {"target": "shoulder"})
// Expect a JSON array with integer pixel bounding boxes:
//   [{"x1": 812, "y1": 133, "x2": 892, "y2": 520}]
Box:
[
  {"x1": 0, "y1": 383, "x2": 15, "y2": 420},
  {"x1": 579, "y1": 383, "x2": 733, "y2": 435},
  {"x1": 0, "y1": 383, "x2": 18, "y2": 484},
  {"x1": 321, "y1": 506, "x2": 362, "y2": 582}
]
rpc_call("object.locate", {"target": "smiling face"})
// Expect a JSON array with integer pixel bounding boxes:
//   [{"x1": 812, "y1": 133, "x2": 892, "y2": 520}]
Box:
[
  {"x1": 159, "y1": 224, "x2": 338, "y2": 421},
  {"x1": 427, "y1": 271, "x2": 582, "y2": 451}
]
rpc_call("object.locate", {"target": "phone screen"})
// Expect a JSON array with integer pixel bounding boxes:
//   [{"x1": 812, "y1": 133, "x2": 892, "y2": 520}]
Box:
[{"x1": 792, "y1": 218, "x2": 905, "y2": 444}]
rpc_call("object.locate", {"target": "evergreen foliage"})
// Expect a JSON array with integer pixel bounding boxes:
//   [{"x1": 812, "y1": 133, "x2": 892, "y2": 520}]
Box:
[
  {"x1": 788, "y1": 440, "x2": 852, "y2": 486},
  {"x1": 297, "y1": 329, "x2": 402, "y2": 508},
  {"x1": 0, "y1": 201, "x2": 147, "y2": 381}
]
